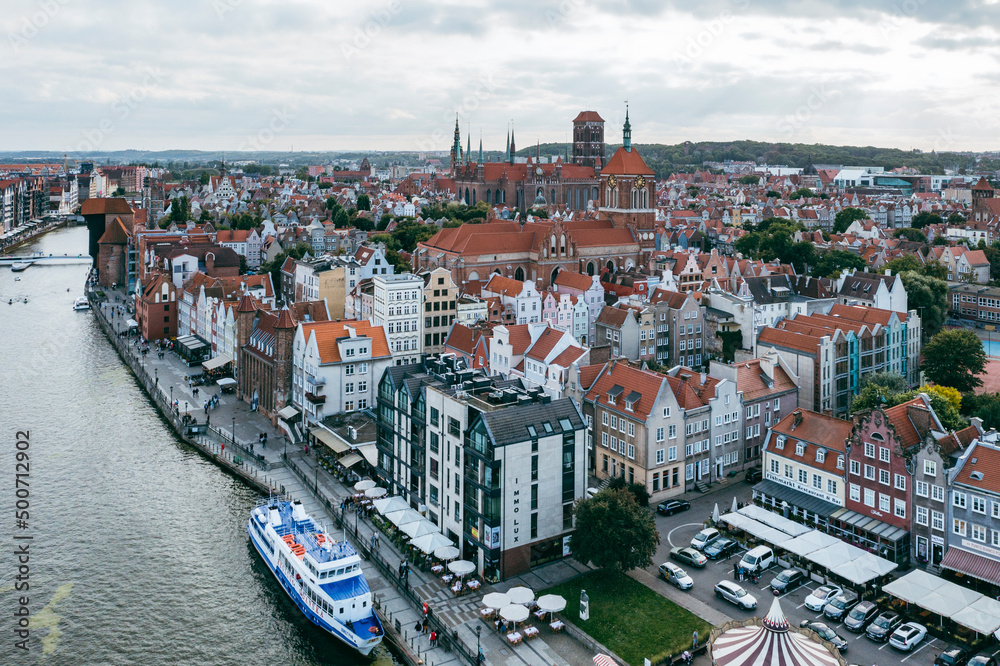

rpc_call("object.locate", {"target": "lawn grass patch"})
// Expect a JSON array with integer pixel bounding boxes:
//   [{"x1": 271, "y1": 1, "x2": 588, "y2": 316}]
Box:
[{"x1": 541, "y1": 570, "x2": 712, "y2": 666}]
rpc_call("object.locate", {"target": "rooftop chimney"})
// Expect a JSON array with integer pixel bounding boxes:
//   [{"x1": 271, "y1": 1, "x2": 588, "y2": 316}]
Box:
[{"x1": 792, "y1": 410, "x2": 803, "y2": 430}]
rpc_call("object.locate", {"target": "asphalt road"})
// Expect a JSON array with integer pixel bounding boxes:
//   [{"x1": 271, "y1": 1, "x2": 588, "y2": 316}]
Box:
[{"x1": 646, "y1": 480, "x2": 958, "y2": 666}]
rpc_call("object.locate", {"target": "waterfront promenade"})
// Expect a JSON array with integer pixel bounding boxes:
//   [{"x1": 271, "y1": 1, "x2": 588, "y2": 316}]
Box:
[{"x1": 91, "y1": 286, "x2": 601, "y2": 666}]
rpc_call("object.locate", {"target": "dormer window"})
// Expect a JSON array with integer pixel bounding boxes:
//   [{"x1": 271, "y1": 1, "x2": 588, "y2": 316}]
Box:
[
  {"x1": 776, "y1": 435, "x2": 786, "y2": 449},
  {"x1": 795, "y1": 442, "x2": 804, "y2": 456},
  {"x1": 837, "y1": 455, "x2": 844, "y2": 469},
  {"x1": 816, "y1": 449, "x2": 826, "y2": 464}
]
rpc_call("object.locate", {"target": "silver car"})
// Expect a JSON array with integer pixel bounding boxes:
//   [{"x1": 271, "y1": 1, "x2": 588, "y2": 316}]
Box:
[
  {"x1": 715, "y1": 580, "x2": 758, "y2": 610},
  {"x1": 659, "y1": 562, "x2": 694, "y2": 590}
]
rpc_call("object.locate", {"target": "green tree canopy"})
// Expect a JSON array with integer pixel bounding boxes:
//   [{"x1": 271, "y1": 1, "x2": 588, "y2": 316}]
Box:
[
  {"x1": 332, "y1": 208, "x2": 350, "y2": 229},
  {"x1": 963, "y1": 393, "x2": 1000, "y2": 430},
  {"x1": 884, "y1": 255, "x2": 924, "y2": 275},
  {"x1": 911, "y1": 211, "x2": 943, "y2": 229},
  {"x1": 947, "y1": 212, "x2": 966, "y2": 225},
  {"x1": 356, "y1": 193, "x2": 371, "y2": 211},
  {"x1": 570, "y1": 488, "x2": 660, "y2": 574},
  {"x1": 893, "y1": 228, "x2": 927, "y2": 243},
  {"x1": 923, "y1": 329, "x2": 987, "y2": 393},
  {"x1": 810, "y1": 249, "x2": 867, "y2": 278},
  {"x1": 832, "y1": 207, "x2": 869, "y2": 234},
  {"x1": 860, "y1": 371, "x2": 909, "y2": 393},
  {"x1": 737, "y1": 175, "x2": 759, "y2": 185},
  {"x1": 789, "y1": 187, "x2": 813, "y2": 200},
  {"x1": 607, "y1": 476, "x2": 651, "y2": 507},
  {"x1": 898, "y1": 270, "x2": 948, "y2": 338}
]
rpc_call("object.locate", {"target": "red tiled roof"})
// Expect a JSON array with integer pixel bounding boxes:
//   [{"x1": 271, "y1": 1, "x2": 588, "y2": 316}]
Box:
[
  {"x1": 735, "y1": 358, "x2": 797, "y2": 402},
  {"x1": 573, "y1": 110, "x2": 605, "y2": 122},
  {"x1": 553, "y1": 271, "x2": 595, "y2": 292},
  {"x1": 525, "y1": 327, "x2": 563, "y2": 361},
  {"x1": 81, "y1": 198, "x2": 133, "y2": 216},
  {"x1": 767, "y1": 410, "x2": 852, "y2": 473},
  {"x1": 300, "y1": 320, "x2": 390, "y2": 364},
  {"x1": 954, "y1": 442, "x2": 1000, "y2": 493},
  {"x1": 484, "y1": 274, "x2": 526, "y2": 298},
  {"x1": 586, "y1": 362, "x2": 666, "y2": 420},
  {"x1": 882, "y1": 397, "x2": 932, "y2": 449},
  {"x1": 502, "y1": 324, "x2": 534, "y2": 355},
  {"x1": 98, "y1": 216, "x2": 129, "y2": 245},
  {"x1": 602, "y1": 146, "x2": 655, "y2": 176},
  {"x1": 550, "y1": 345, "x2": 586, "y2": 367}
]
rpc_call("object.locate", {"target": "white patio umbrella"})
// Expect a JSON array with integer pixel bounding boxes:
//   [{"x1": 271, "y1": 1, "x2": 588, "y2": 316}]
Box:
[
  {"x1": 483, "y1": 592, "x2": 511, "y2": 609},
  {"x1": 411, "y1": 532, "x2": 454, "y2": 555},
  {"x1": 364, "y1": 487, "x2": 388, "y2": 499},
  {"x1": 507, "y1": 586, "x2": 534, "y2": 606},
  {"x1": 354, "y1": 479, "x2": 376, "y2": 492},
  {"x1": 434, "y1": 545, "x2": 461, "y2": 561},
  {"x1": 536, "y1": 594, "x2": 566, "y2": 614},
  {"x1": 732, "y1": 496, "x2": 739, "y2": 513},
  {"x1": 500, "y1": 604, "x2": 529, "y2": 624},
  {"x1": 713, "y1": 503, "x2": 721, "y2": 523},
  {"x1": 448, "y1": 560, "x2": 476, "y2": 576},
  {"x1": 385, "y1": 508, "x2": 423, "y2": 527},
  {"x1": 400, "y1": 519, "x2": 437, "y2": 539},
  {"x1": 373, "y1": 496, "x2": 408, "y2": 515}
]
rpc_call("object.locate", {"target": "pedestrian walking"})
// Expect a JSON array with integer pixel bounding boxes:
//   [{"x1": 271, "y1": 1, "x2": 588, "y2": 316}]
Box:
[
  {"x1": 422, "y1": 618, "x2": 428, "y2": 634},
  {"x1": 429, "y1": 630, "x2": 437, "y2": 646}
]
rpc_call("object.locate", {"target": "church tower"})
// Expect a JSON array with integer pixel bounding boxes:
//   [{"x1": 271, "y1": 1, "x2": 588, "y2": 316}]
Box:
[
  {"x1": 450, "y1": 114, "x2": 462, "y2": 173},
  {"x1": 572, "y1": 110, "x2": 606, "y2": 168},
  {"x1": 598, "y1": 106, "x2": 656, "y2": 248}
]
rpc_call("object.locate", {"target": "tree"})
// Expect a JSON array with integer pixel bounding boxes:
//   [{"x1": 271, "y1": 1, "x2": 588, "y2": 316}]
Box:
[
  {"x1": 947, "y1": 212, "x2": 966, "y2": 226},
  {"x1": 859, "y1": 372, "x2": 909, "y2": 393},
  {"x1": 851, "y1": 383, "x2": 902, "y2": 413},
  {"x1": 570, "y1": 488, "x2": 659, "y2": 574},
  {"x1": 963, "y1": 393, "x2": 1000, "y2": 430},
  {"x1": 922, "y1": 329, "x2": 987, "y2": 393},
  {"x1": 911, "y1": 211, "x2": 942, "y2": 229},
  {"x1": 884, "y1": 255, "x2": 924, "y2": 275},
  {"x1": 199, "y1": 209, "x2": 212, "y2": 223},
  {"x1": 607, "y1": 476, "x2": 650, "y2": 507},
  {"x1": 738, "y1": 175, "x2": 758, "y2": 185},
  {"x1": 332, "y1": 208, "x2": 350, "y2": 229},
  {"x1": 238, "y1": 255, "x2": 248, "y2": 275},
  {"x1": 832, "y1": 207, "x2": 869, "y2": 234},
  {"x1": 789, "y1": 187, "x2": 813, "y2": 200},
  {"x1": 765, "y1": 190, "x2": 781, "y2": 198},
  {"x1": 893, "y1": 228, "x2": 927, "y2": 243},
  {"x1": 199, "y1": 172, "x2": 210, "y2": 186},
  {"x1": 352, "y1": 216, "x2": 375, "y2": 232},
  {"x1": 898, "y1": 271, "x2": 948, "y2": 338},
  {"x1": 922, "y1": 261, "x2": 948, "y2": 280},
  {"x1": 810, "y1": 249, "x2": 866, "y2": 278},
  {"x1": 356, "y1": 193, "x2": 371, "y2": 211},
  {"x1": 169, "y1": 196, "x2": 191, "y2": 223}
]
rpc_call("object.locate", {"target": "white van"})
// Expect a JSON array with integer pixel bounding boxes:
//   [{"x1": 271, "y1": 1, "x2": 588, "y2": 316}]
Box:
[{"x1": 739, "y1": 545, "x2": 774, "y2": 573}]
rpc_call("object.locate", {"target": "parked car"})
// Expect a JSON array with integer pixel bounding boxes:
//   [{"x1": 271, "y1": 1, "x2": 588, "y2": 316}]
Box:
[
  {"x1": 866, "y1": 610, "x2": 904, "y2": 642},
  {"x1": 968, "y1": 653, "x2": 998, "y2": 666},
  {"x1": 659, "y1": 562, "x2": 694, "y2": 590},
  {"x1": 745, "y1": 467, "x2": 762, "y2": 483},
  {"x1": 823, "y1": 591, "x2": 860, "y2": 622},
  {"x1": 715, "y1": 580, "x2": 758, "y2": 610},
  {"x1": 936, "y1": 645, "x2": 973, "y2": 666},
  {"x1": 670, "y1": 547, "x2": 708, "y2": 568},
  {"x1": 770, "y1": 569, "x2": 807, "y2": 595},
  {"x1": 739, "y1": 545, "x2": 774, "y2": 573},
  {"x1": 889, "y1": 622, "x2": 927, "y2": 651},
  {"x1": 704, "y1": 537, "x2": 741, "y2": 560},
  {"x1": 799, "y1": 620, "x2": 849, "y2": 652},
  {"x1": 657, "y1": 500, "x2": 691, "y2": 516},
  {"x1": 804, "y1": 584, "x2": 843, "y2": 612},
  {"x1": 843, "y1": 601, "x2": 880, "y2": 632},
  {"x1": 691, "y1": 528, "x2": 722, "y2": 551}
]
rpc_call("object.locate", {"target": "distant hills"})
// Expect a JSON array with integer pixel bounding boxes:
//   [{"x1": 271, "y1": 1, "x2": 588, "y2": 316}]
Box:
[{"x1": 1, "y1": 139, "x2": 993, "y2": 179}]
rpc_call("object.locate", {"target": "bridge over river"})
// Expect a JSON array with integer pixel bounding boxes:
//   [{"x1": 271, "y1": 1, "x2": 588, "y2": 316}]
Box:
[{"x1": 0, "y1": 253, "x2": 93, "y2": 267}]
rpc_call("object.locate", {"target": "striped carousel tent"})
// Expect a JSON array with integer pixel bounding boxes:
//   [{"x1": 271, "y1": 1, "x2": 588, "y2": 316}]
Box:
[{"x1": 710, "y1": 597, "x2": 844, "y2": 666}]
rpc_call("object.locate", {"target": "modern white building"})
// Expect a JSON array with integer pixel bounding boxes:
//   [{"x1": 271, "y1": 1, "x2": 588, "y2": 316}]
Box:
[{"x1": 371, "y1": 273, "x2": 424, "y2": 365}]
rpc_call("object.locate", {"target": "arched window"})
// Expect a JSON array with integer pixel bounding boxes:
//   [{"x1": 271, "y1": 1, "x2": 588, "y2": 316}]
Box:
[
  {"x1": 501, "y1": 189, "x2": 506, "y2": 204},
  {"x1": 514, "y1": 267, "x2": 525, "y2": 282},
  {"x1": 468, "y1": 271, "x2": 479, "y2": 281},
  {"x1": 486, "y1": 189, "x2": 492, "y2": 205},
  {"x1": 551, "y1": 267, "x2": 560, "y2": 285},
  {"x1": 551, "y1": 234, "x2": 557, "y2": 256},
  {"x1": 606, "y1": 260, "x2": 615, "y2": 272},
  {"x1": 560, "y1": 234, "x2": 566, "y2": 256},
  {"x1": 631, "y1": 188, "x2": 640, "y2": 209},
  {"x1": 464, "y1": 188, "x2": 470, "y2": 204},
  {"x1": 586, "y1": 261, "x2": 595, "y2": 276},
  {"x1": 472, "y1": 189, "x2": 476, "y2": 205},
  {"x1": 551, "y1": 189, "x2": 556, "y2": 205},
  {"x1": 591, "y1": 187, "x2": 598, "y2": 203}
]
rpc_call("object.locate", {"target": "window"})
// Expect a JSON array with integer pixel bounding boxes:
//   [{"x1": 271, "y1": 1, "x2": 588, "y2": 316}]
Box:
[
  {"x1": 924, "y1": 460, "x2": 937, "y2": 476},
  {"x1": 954, "y1": 519, "x2": 967, "y2": 537},
  {"x1": 973, "y1": 496, "x2": 987, "y2": 514},
  {"x1": 850, "y1": 483, "x2": 860, "y2": 502},
  {"x1": 816, "y1": 449, "x2": 825, "y2": 463},
  {"x1": 864, "y1": 442, "x2": 875, "y2": 458},
  {"x1": 932, "y1": 510, "x2": 944, "y2": 532},
  {"x1": 955, "y1": 491, "x2": 967, "y2": 509},
  {"x1": 602, "y1": 412, "x2": 608, "y2": 426},
  {"x1": 770, "y1": 459, "x2": 780, "y2": 474},
  {"x1": 813, "y1": 474, "x2": 822, "y2": 490},
  {"x1": 864, "y1": 464, "x2": 875, "y2": 480},
  {"x1": 932, "y1": 485, "x2": 944, "y2": 502},
  {"x1": 668, "y1": 446, "x2": 677, "y2": 461},
  {"x1": 601, "y1": 432, "x2": 608, "y2": 447},
  {"x1": 836, "y1": 455, "x2": 844, "y2": 470},
  {"x1": 879, "y1": 469, "x2": 890, "y2": 485},
  {"x1": 784, "y1": 464, "x2": 793, "y2": 479},
  {"x1": 973, "y1": 524, "x2": 987, "y2": 542},
  {"x1": 656, "y1": 449, "x2": 665, "y2": 464},
  {"x1": 628, "y1": 422, "x2": 635, "y2": 437},
  {"x1": 879, "y1": 447, "x2": 890, "y2": 463},
  {"x1": 850, "y1": 460, "x2": 860, "y2": 475},
  {"x1": 864, "y1": 488, "x2": 875, "y2": 507},
  {"x1": 668, "y1": 425, "x2": 676, "y2": 439},
  {"x1": 879, "y1": 494, "x2": 890, "y2": 512},
  {"x1": 916, "y1": 506, "x2": 928, "y2": 526},
  {"x1": 656, "y1": 427, "x2": 664, "y2": 442},
  {"x1": 993, "y1": 502, "x2": 1000, "y2": 519},
  {"x1": 916, "y1": 480, "x2": 928, "y2": 497},
  {"x1": 795, "y1": 442, "x2": 805, "y2": 456},
  {"x1": 894, "y1": 499, "x2": 905, "y2": 518},
  {"x1": 686, "y1": 464, "x2": 694, "y2": 480},
  {"x1": 799, "y1": 469, "x2": 808, "y2": 484}
]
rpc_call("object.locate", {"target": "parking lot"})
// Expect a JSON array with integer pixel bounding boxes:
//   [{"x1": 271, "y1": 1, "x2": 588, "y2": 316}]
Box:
[{"x1": 648, "y1": 483, "x2": 964, "y2": 666}]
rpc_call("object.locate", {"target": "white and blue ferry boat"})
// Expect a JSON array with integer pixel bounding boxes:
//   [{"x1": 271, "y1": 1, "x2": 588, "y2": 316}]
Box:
[{"x1": 247, "y1": 498, "x2": 383, "y2": 656}]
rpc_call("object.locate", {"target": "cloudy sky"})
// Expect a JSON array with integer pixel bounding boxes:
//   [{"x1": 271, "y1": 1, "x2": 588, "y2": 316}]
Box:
[{"x1": 3, "y1": 0, "x2": 1000, "y2": 153}]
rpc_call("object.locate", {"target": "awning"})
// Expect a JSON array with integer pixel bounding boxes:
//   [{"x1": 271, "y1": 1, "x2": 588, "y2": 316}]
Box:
[
  {"x1": 829, "y1": 507, "x2": 908, "y2": 543},
  {"x1": 738, "y1": 503, "x2": 810, "y2": 537},
  {"x1": 358, "y1": 443, "x2": 377, "y2": 467},
  {"x1": 942, "y1": 547, "x2": 1000, "y2": 587},
  {"x1": 202, "y1": 353, "x2": 233, "y2": 371},
  {"x1": 277, "y1": 406, "x2": 300, "y2": 421},
  {"x1": 216, "y1": 377, "x2": 237, "y2": 387},
  {"x1": 752, "y1": 479, "x2": 841, "y2": 520},
  {"x1": 312, "y1": 427, "x2": 348, "y2": 453},
  {"x1": 126, "y1": 318, "x2": 139, "y2": 328},
  {"x1": 339, "y1": 453, "x2": 363, "y2": 468}
]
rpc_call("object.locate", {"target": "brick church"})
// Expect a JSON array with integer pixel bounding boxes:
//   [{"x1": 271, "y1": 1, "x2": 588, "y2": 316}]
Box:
[{"x1": 415, "y1": 108, "x2": 659, "y2": 289}]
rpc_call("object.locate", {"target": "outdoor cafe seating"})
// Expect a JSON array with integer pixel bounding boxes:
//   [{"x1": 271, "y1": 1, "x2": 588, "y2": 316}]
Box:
[
  {"x1": 549, "y1": 620, "x2": 565, "y2": 632},
  {"x1": 480, "y1": 607, "x2": 495, "y2": 619},
  {"x1": 431, "y1": 564, "x2": 444, "y2": 574},
  {"x1": 506, "y1": 632, "x2": 522, "y2": 646},
  {"x1": 523, "y1": 626, "x2": 539, "y2": 640}
]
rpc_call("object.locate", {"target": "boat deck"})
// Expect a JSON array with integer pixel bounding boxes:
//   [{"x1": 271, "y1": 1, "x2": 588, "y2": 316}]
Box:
[{"x1": 268, "y1": 501, "x2": 358, "y2": 565}]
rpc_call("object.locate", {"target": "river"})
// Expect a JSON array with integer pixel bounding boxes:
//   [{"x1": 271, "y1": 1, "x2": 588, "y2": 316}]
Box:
[{"x1": 0, "y1": 225, "x2": 390, "y2": 665}]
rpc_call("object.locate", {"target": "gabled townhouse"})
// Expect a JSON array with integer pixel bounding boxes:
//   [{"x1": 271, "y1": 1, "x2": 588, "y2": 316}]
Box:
[
  {"x1": 957, "y1": 249, "x2": 991, "y2": 284},
  {"x1": 516, "y1": 327, "x2": 589, "y2": 398},
  {"x1": 215, "y1": 228, "x2": 262, "y2": 269},
  {"x1": 481, "y1": 274, "x2": 543, "y2": 325},
  {"x1": 595, "y1": 304, "x2": 641, "y2": 360},
  {"x1": 291, "y1": 320, "x2": 393, "y2": 426},
  {"x1": 443, "y1": 321, "x2": 493, "y2": 370},
  {"x1": 421, "y1": 267, "x2": 458, "y2": 353},
  {"x1": 552, "y1": 270, "x2": 605, "y2": 344},
  {"x1": 755, "y1": 408, "x2": 853, "y2": 531},
  {"x1": 648, "y1": 288, "x2": 707, "y2": 368},
  {"x1": 834, "y1": 269, "x2": 908, "y2": 312},
  {"x1": 912, "y1": 421, "x2": 981, "y2": 567}
]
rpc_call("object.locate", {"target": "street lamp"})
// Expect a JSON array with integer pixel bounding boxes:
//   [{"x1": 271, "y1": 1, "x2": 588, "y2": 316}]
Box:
[
  {"x1": 476, "y1": 625, "x2": 482, "y2": 664},
  {"x1": 232, "y1": 417, "x2": 236, "y2": 449}
]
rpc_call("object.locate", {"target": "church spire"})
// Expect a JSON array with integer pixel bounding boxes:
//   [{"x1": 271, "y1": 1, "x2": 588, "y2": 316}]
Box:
[
  {"x1": 505, "y1": 127, "x2": 510, "y2": 164},
  {"x1": 478, "y1": 132, "x2": 483, "y2": 164},
  {"x1": 451, "y1": 113, "x2": 462, "y2": 169},
  {"x1": 623, "y1": 102, "x2": 632, "y2": 152},
  {"x1": 509, "y1": 123, "x2": 516, "y2": 166},
  {"x1": 466, "y1": 127, "x2": 471, "y2": 165}
]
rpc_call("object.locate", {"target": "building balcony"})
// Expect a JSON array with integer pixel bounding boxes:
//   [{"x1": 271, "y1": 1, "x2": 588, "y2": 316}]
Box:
[
  {"x1": 306, "y1": 375, "x2": 326, "y2": 388},
  {"x1": 305, "y1": 390, "x2": 326, "y2": 404}
]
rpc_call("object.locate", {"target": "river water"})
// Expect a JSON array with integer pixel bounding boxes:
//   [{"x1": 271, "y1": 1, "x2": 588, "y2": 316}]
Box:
[{"x1": 0, "y1": 226, "x2": 389, "y2": 665}]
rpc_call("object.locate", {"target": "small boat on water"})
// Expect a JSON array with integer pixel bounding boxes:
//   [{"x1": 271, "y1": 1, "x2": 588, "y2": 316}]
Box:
[
  {"x1": 247, "y1": 498, "x2": 383, "y2": 656},
  {"x1": 73, "y1": 297, "x2": 90, "y2": 310},
  {"x1": 11, "y1": 262, "x2": 29, "y2": 272}
]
